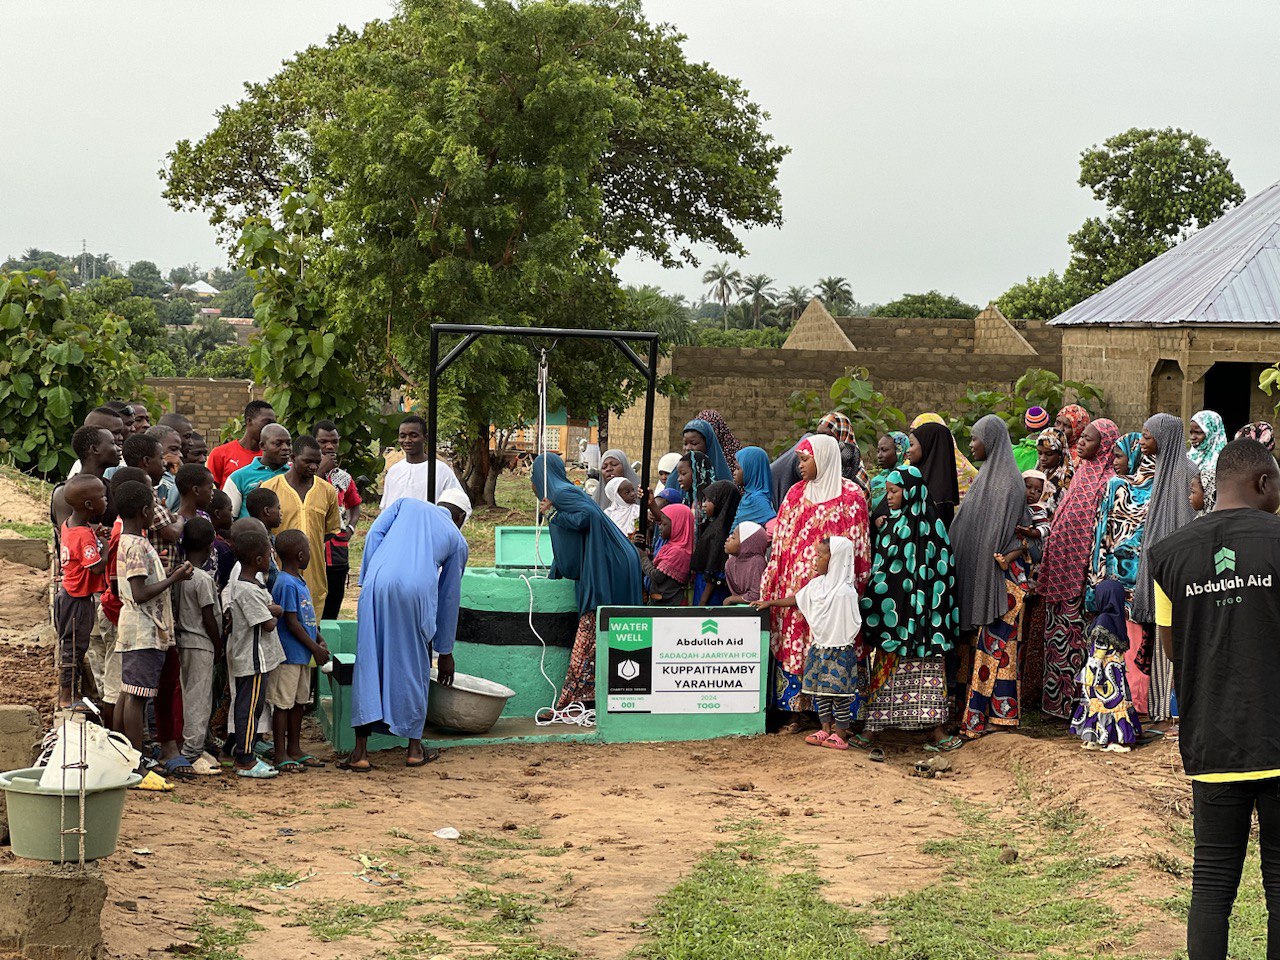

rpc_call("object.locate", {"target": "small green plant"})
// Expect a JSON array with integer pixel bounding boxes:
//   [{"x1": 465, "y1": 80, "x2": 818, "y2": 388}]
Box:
[
  {"x1": 950, "y1": 368, "x2": 1105, "y2": 442},
  {"x1": 294, "y1": 899, "x2": 409, "y2": 942}
]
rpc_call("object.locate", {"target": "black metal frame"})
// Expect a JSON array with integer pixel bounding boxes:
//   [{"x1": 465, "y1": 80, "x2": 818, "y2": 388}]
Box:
[{"x1": 426, "y1": 323, "x2": 661, "y2": 532}]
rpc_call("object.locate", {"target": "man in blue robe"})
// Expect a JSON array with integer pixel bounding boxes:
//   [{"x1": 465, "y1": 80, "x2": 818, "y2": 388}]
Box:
[{"x1": 345, "y1": 497, "x2": 468, "y2": 770}]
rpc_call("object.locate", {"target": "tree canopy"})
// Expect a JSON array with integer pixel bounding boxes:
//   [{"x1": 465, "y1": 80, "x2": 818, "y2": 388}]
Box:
[
  {"x1": 165, "y1": 0, "x2": 787, "y2": 502},
  {"x1": 870, "y1": 290, "x2": 979, "y2": 320},
  {"x1": 997, "y1": 127, "x2": 1245, "y2": 320}
]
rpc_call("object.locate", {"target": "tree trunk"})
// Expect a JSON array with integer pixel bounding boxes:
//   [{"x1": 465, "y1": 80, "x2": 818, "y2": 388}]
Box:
[
  {"x1": 465, "y1": 429, "x2": 493, "y2": 507},
  {"x1": 483, "y1": 454, "x2": 502, "y2": 507},
  {"x1": 596, "y1": 404, "x2": 609, "y2": 452}
]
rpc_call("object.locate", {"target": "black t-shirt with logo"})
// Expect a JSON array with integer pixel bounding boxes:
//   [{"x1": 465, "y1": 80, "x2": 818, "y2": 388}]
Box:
[{"x1": 1149, "y1": 508, "x2": 1280, "y2": 779}]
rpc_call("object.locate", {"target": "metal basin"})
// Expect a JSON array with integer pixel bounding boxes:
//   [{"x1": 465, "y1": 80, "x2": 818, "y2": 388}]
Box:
[{"x1": 427, "y1": 670, "x2": 516, "y2": 734}]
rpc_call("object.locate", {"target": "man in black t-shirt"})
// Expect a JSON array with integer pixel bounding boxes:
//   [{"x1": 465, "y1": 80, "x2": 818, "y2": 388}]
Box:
[{"x1": 1151, "y1": 438, "x2": 1280, "y2": 960}]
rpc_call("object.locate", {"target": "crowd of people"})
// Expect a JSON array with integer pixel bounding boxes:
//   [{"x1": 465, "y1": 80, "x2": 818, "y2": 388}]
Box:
[
  {"x1": 43, "y1": 385, "x2": 1280, "y2": 958},
  {"x1": 49, "y1": 400, "x2": 475, "y2": 787},
  {"x1": 535, "y1": 405, "x2": 1279, "y2": 763}
]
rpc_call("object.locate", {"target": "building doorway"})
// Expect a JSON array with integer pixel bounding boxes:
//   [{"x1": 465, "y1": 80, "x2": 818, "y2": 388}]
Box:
[{"x1": 1202, "y1": 362, "x2": 1254, "y2": 437}]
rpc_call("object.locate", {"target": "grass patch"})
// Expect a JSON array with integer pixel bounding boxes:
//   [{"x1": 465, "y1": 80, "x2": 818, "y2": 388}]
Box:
[
  {"x1": 182, "y1": 906, "x2": 263, "y2": 960},
  {"x1": 638, "y1": 812, "x2": 1141, "y2": 960},
  {"x1": 293, "y1": 898, "x2": 409, "y2": 942},
  {"x1": 0, "y1": 520, "x2": 52, "y2": 540},
  {"x1": 376, "y1": 929, "x2": 446, "y2": 960},
  {"x1": 640, "y1": 829, "x2": 870, "y2": 959},
  {"x1": 320, "y1": 798, "x2": 356, "y2": 810},
  {"x1": 207, "y1": 867, "x2": 300, "y2": 891},
  {"x1": 460, "y1": 886, "x2": 543, "y2": 935}
]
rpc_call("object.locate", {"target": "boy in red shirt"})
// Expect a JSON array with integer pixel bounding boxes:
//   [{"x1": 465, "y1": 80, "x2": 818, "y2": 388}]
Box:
[{"x1": 56, "y1": 474, "x2": 109, "y2": 707}]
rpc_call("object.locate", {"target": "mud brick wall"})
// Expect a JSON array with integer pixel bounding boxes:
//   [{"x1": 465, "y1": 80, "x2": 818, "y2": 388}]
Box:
[
  {"x1": 145, "y1": 378, "x2": 265, "y2": 443},
  {"x1": 610, "y1": 347, "x2": 1049, "y2": 468}
]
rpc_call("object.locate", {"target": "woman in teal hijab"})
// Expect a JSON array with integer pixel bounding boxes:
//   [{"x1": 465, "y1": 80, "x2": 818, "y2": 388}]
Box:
[
  {"x1": 533, "y1": 453, "x2": 643, "y2": 708},
  {"x1": 683, "y1": 419, "x2": 733, "y2": 481}
]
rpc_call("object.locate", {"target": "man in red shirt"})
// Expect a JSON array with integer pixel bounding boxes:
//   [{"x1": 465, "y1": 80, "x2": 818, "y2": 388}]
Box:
[{"x1": 207, "y1": 400, "x2": 276, "y2": 487}]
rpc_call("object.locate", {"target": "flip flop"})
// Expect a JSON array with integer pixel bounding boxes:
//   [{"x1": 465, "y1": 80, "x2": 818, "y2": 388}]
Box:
[
  {"x1": 924, "y1": 735, "x2": 964, "y2": 753},
  {"x1": 406, "y1": 749, "x2": 441, "y2": 768},
  {"x1": 822, "y1": 733, "x2": 850, "y2": 751},
  {"x1": 296, "y1": 755, "x2": 326, "y2": 768},
  {"x1": 336, "y1": 759, "x2": 373, "y2": 773},
  {"x1": 867, "y1": 746, "x2": 886, "y2": 762},
  {"x1": 236, "y1": 759, "x2": 279, "y2": 779},
  {"x1": 163, "y1": 756, "x2": 197, "y2": 781},
  {"x1": 805, "y1": 731, "x2": 831, "y2": 746},
  {"x1": 276, "y1": 759, "x2": 305, "y2": 773},
  {"x1": 849, "y1": 733, "x2": 873, "y2": 751},
  {"x1": 777, "y1": 722, "x2": 806, "y2": 736}
]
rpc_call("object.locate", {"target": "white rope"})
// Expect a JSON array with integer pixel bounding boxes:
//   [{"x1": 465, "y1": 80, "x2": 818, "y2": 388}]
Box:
[{"x1": 526, "y1": 347, "x2": 593, "y2": 727}]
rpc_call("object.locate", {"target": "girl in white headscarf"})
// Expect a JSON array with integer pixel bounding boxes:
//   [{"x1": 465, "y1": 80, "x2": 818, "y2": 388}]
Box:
[
  {"x1": 757, "y1": 434, "x2": 871, "y2": 731},
  {"x1": 755, "y1": 536, "x2": 863, "y2": 749}
]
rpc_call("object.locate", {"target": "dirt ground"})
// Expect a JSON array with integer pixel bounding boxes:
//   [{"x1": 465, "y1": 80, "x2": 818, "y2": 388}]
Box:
[
  {"x1": 0, "y1": 472, "x2": 49, "y2": 525},
  {"x1": 0, "y1": 476, "x2": 1195, "y2": 959},
  {"x1": 48, "y1": 726, "x2": 1183, "y2": 960}
]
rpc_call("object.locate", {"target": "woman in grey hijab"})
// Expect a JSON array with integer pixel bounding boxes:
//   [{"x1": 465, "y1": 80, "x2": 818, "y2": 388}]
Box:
[
  {"x1": 949, "y1": 415, "x2": 1031, "y2": 738},
  {"x1": 593, "y1": 449, "x2": 640, "y2": 508},
  {"x1": 1130, "y1": 412, "x2": 1196, "y2": 729}
]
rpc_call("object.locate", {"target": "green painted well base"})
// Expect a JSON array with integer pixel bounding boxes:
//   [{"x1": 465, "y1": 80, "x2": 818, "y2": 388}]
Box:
[{"x1": 316, "y1": 604, "x2": 769, "y2": 753}]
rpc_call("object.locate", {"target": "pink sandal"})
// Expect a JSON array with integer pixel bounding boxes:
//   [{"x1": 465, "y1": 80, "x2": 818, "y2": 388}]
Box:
[
  {"x1": 822, "y1": 733, "x2": 850, "y2": 751},
  {"x1": 805, "y1": 730, "x2": 831, "y2": 746}
]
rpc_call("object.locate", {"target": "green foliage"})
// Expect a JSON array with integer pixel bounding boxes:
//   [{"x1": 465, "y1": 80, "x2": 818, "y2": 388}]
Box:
[
  {"x1": 787, "y1": 367, "x2": 905, "y2": 452},
  {"x1": 1066, "y1": 127, "x2": 1245, "y2": 294},
  {"x1": 70, "y1": 276, "x2": 167, "y2": 358},
  {"x1": 125, "y1": 260, "x2": 167, "y2": 299},
  {"x1": 815, "y1": 275, "x2": 853, "y2": 314},
  {"x1": 159, "y1": 297, "x2": 196, "y2": 327},
  {"x1": 0, "y1": 268, "x2": 147, "y2": 476},
  {"x1": 209, "y1": 274, "x2": 256, "y2": 318},
  {"x1": 695, "y1": 325, "x2": 788, "y2": 348},
  {"x1": 239, "y1": 188, "x2": 395, "y2": 480},
  {"x1": 192, "y1": 344, "x2": 254, "y2": 379},
  {"x1": 168, "y1": 0, "x2": 786, "y2": 503},
  {"x1": 1260, "y1": 364, "x2": 1280, "y2": 414},
  {"x1": 948, "y1": 368, "x2": 1105, "y2": 442},
  {"x1": 994, "y1": 270, "x2": 1086, "y2": 322},
  {"x1": 870, "y1": 290, "x2": 980, "y2": 319},
  {"x1": 2, "y1": 248, "x2": 117, "y2": 286}
]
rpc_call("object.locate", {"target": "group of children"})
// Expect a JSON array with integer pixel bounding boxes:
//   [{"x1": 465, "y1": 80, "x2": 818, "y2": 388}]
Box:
[{"x1": 52, "y1": 401, "x2": 335, "y2": 790}]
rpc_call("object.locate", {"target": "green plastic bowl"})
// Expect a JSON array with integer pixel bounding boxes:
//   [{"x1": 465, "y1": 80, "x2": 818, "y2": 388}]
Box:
[{"x1": 0, "y1": 767, "x2": 140, "y2": 862}]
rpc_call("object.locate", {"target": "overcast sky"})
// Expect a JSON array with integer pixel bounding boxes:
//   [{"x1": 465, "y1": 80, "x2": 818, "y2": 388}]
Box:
[{"x1": 3, "y1": 1, "x2": 1278, "y2": 307}]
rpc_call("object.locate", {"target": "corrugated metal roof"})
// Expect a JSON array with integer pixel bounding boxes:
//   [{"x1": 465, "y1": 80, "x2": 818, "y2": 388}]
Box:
[{"x1": 1050, "y1": 178, "x2": 1280, "y2": 326}]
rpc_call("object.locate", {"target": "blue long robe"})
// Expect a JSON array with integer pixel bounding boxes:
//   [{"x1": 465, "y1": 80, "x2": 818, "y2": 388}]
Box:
[
  {"x1": 352, "y1": 498, "x2": 469, "y2": 739},
  {"x1": 532, "y1": 454, "x2": 643, "y2": 615}
]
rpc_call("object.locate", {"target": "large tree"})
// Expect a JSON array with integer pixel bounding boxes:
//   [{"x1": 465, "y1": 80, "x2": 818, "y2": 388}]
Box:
[
  {"x1": 164, "y1": 0, "x2": 785, "y2": 504},
  {"x1": 1065, "y1": 127, "x2": 1244, "y2": 294}
]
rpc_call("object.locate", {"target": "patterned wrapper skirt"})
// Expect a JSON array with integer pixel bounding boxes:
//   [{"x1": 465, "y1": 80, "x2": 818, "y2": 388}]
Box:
[
  {"x1": 1069, "y1": 638, "x2": 1141, "y2": 746},
  {"x1": 557, "y1": 613, "x2": 597, "y2": 708},
  {"x1": 1042, "y1": 595, "x2": 1089, "y2": 719},
  {"x1": 865, "y1": 654, "x2": 948, "y2": 733},
  {"x1": 961, "y1": 579, "x2": 1025, "y2": 738}
]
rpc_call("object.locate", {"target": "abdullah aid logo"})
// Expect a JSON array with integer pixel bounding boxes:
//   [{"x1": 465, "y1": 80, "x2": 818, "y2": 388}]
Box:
[{"x1": 1185, "y1": 545, "x2": 1272, "y2": 597}]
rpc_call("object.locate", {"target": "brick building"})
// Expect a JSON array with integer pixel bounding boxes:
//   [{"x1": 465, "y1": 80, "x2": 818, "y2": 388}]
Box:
[
  {"x1": 612, "y1": 300, "x2": 1063, "y2": 469},
  {"x1": 144, "y1": 377, "x2": 265, "y2": 442},
  {"x1": 1050, "y1": 179, "x2": 1280, "y2": 435}
]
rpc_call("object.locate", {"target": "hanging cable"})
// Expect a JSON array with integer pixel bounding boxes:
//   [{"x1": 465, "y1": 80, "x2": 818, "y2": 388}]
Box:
[{"x1": 527, "y1": 345, "x2": 594, "y2": 727}]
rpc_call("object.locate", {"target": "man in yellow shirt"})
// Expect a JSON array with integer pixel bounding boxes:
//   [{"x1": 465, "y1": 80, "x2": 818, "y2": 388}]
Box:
[
  {"x1": 262, "y1": 436, "x2": 341, "y2": 616},
  {"x1": 1152, "y1": 438, "x2": 1280, "y2": 960}
]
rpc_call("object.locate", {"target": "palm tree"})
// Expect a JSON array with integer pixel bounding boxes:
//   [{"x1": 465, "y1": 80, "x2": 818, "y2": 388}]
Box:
[
  {"x1": 739, "y1": 273, "x2": 777, "y2": 329},
  {"x1": 701, "y1": 261, "x2": 742, "y2": 330},
  {"x1": 816, "y1": 276, "x2": 854, "y2": 314},
  {"x1": 777, "y1": 285, "x2": 812, "y2": 325}
]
